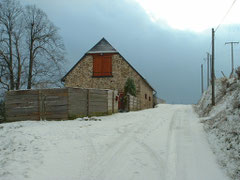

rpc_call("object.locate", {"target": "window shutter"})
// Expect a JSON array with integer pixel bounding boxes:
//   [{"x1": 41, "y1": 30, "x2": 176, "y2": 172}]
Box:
[
  {"x1": 93, "y1": 54, "x2": 112, "y2": 77},
  {"x1": 93, "y1": 55, "x2": 102, "y2": 76},
  {"x1": 102, "y1": 56, "x2": 112, "y2": 76}
]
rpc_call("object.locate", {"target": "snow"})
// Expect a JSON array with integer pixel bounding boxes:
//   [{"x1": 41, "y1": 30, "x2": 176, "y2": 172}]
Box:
[
  {"x1": 0, "y1": 104, "x2": 229, "y2": 180},
  {"x1": 195, "y1": 77, "x2": 240, "y2": 180}
]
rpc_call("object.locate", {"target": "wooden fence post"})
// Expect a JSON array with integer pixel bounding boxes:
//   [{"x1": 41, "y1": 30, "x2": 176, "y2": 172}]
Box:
[
  {"x1": 112, "y1": 91, "x2": 114, "y2": 114},
  {"x1": 87, "y1": 89, "x2": 90, "y2": 116}
]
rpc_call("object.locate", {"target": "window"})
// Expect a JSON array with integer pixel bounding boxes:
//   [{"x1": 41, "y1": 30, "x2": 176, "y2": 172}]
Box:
[
  {"x1": 145, "y1": 94, "x2": 147, "y2": 99},
  {"x1": 149, "y1": 97, "x2": 151, "y2": 101},
  {"x1": 93, "y1": 54, "x2": 112, "y2": 77}
]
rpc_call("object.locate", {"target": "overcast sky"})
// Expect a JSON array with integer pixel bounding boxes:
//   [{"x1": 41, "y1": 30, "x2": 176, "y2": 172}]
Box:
[{"x1": 21, "y1": 0, "x2": 240, "y2": 104}]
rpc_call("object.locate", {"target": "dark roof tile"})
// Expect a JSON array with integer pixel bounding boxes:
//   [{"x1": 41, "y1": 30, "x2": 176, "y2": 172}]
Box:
[{"x1": 87, "y1": 38, "x2": 117, "y2": 54}]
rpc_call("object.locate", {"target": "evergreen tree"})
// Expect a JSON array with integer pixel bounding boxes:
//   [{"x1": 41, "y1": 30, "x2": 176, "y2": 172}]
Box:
[{"x1": 124, "y1": 78, "x2": 136, "y2": 96}]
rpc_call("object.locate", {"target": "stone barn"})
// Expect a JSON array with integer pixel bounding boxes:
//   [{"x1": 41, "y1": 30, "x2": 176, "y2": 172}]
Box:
[{"x1": 61, "y1": 38, "x2": 155, "y2": 110}]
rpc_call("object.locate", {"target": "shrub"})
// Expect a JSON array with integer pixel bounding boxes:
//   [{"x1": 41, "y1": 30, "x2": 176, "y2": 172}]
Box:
[{"x1": 124, "y1": 78, "x2": 136, "y2": 96}]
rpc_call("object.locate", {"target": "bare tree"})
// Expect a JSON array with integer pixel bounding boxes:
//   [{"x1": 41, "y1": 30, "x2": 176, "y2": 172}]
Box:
[
  {"x1": 0, "y1": 0, "x2": 23, "y2": 90},
  {"x1": 0, "y1": 1, "x2": 66, "y2": 92},
  {"x1": 24, "y1": 5, "x2": 65, "y2": 89},
  {"x1": 13, "y1": 19, "x2": 26, "y2": 90}
]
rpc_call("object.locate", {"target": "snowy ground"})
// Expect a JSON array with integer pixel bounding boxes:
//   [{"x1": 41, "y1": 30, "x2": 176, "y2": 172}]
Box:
[
  {"x1": 195, "y1": 77, "x2": 240, "y2": 180},
  {"x1": 0, "y1": 104, "x2": 229, "y2": 180}
]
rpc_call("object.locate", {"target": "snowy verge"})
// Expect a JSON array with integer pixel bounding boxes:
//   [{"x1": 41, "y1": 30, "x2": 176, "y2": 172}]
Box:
[
  {"x1": 0, "y1": 105, "x2": 229, "y2": 180},
  {"x1": 195, "y1": 77, "x2": 240, "y2": 180}
]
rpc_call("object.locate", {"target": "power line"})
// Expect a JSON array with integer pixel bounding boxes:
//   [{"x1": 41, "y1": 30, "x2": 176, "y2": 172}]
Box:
[
  {"x1": 204, "y1": 0, "x2": 237, "y2": 60},
  {"x1": 215, "y1": 0, "x2": 238, "y2": 32},
  {"x1": 225, "y1": 41, "x2": 239, "y2": 76}
]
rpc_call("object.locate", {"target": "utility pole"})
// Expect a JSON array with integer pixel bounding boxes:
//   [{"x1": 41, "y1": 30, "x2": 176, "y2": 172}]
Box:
[
  {"x1": 225, "y1": 41, "x2": 239, "y2": 76},
  {"x1": 212, "y1": 28, "x2": 215, "y2": 106},
  {"x1": 201, "y1": 64, "x2": 204, "y2": 94},
  {"x1": 210, "y1": 54, "x2": 212, "y2": 84},
  {"x1": 207, "y1": 53, "x2": 210, "y2": 88}
]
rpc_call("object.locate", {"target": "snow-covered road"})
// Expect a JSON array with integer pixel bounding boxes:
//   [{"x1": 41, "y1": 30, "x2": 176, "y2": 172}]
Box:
[{"x1": 0, "y1": 104, "x2": 229, "y2": 180}]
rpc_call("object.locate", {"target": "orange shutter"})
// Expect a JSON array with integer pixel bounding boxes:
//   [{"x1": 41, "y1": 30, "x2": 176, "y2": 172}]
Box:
[
  {"x1": 102, "y1": 56, "x2": 112, "y2": 76},
  {"x1": 93, "y1": 54, "x2": 112, "y2": 76},
  {"x1": 93, "y1": 55, "x2": 102, "y2": 76}
]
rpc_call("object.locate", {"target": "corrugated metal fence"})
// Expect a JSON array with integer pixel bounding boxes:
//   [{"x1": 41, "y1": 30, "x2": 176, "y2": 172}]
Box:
[{"x1": 5, "y1": 88, "x2": 118, "y2": 122}]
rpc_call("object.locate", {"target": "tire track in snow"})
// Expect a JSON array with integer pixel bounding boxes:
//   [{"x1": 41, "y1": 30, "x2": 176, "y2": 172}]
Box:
[
  {"x1": 87, "y1": 122, "x2": 136, "y2": 180},
  {"x1": 88, "y1": 116, "x2": 166, "y2": 180},
  {"x1": 165, "y1": 109, "x2": 180, "y2": 180},
  {"x1": 85, "y1": 126, "x2": 98, "y2": 156},
  {"x1": 88, "y1": 129, "x2": 134, "y2": 179},
  {"x1": 165, "y1": 106, "x2": 197, "y2": 180},
  {"x1": 133, "y1": 138, "x2": 166, "y2": 178}
]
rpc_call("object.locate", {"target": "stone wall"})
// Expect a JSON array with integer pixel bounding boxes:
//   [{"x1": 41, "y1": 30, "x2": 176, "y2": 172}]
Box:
[
  {"x1": 64, "y1": 54, "x2": 153, "y2": 109},
  {"x1": 140, "y1": 80, "x2": 154, "y2": 109}
]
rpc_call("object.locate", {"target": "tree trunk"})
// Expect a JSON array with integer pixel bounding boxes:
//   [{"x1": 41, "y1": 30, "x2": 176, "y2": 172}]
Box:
[
  {"x1": 8, "y1": 32, "x2": 15, "y2": 90},
  {"x1": 15, "y1": 39, "x2": 21, "y2": 90},
  {"x1": 27, "y1": 25, "x2": 34, "y2": 90},
  {"x1": 27, "y1": 46, "x2": 33, "y2": 89}
]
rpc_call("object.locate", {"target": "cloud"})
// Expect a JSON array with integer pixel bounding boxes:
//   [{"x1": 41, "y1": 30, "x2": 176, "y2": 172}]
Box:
[{"x1": 20, "y1": 0, "x2": 240, "y2": 104}]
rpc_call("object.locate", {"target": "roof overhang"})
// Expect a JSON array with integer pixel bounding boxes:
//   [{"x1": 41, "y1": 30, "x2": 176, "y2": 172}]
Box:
[{"x1": 87, "y1": 51, "x2": 117, "y2": 54}]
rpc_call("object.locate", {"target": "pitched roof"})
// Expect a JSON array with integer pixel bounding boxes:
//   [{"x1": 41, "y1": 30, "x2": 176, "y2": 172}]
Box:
[
  {"x1": 87, "y1": 38, "x2": 117, "y2": 54},
  {"x1": 62, "y1": 38, "x2": 155, "y2": 92}
]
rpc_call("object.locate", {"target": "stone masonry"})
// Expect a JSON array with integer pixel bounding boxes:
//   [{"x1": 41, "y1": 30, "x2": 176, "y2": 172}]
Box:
[{"x1": 63, "y1": 54, "x2": 154, "y2": 109}]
